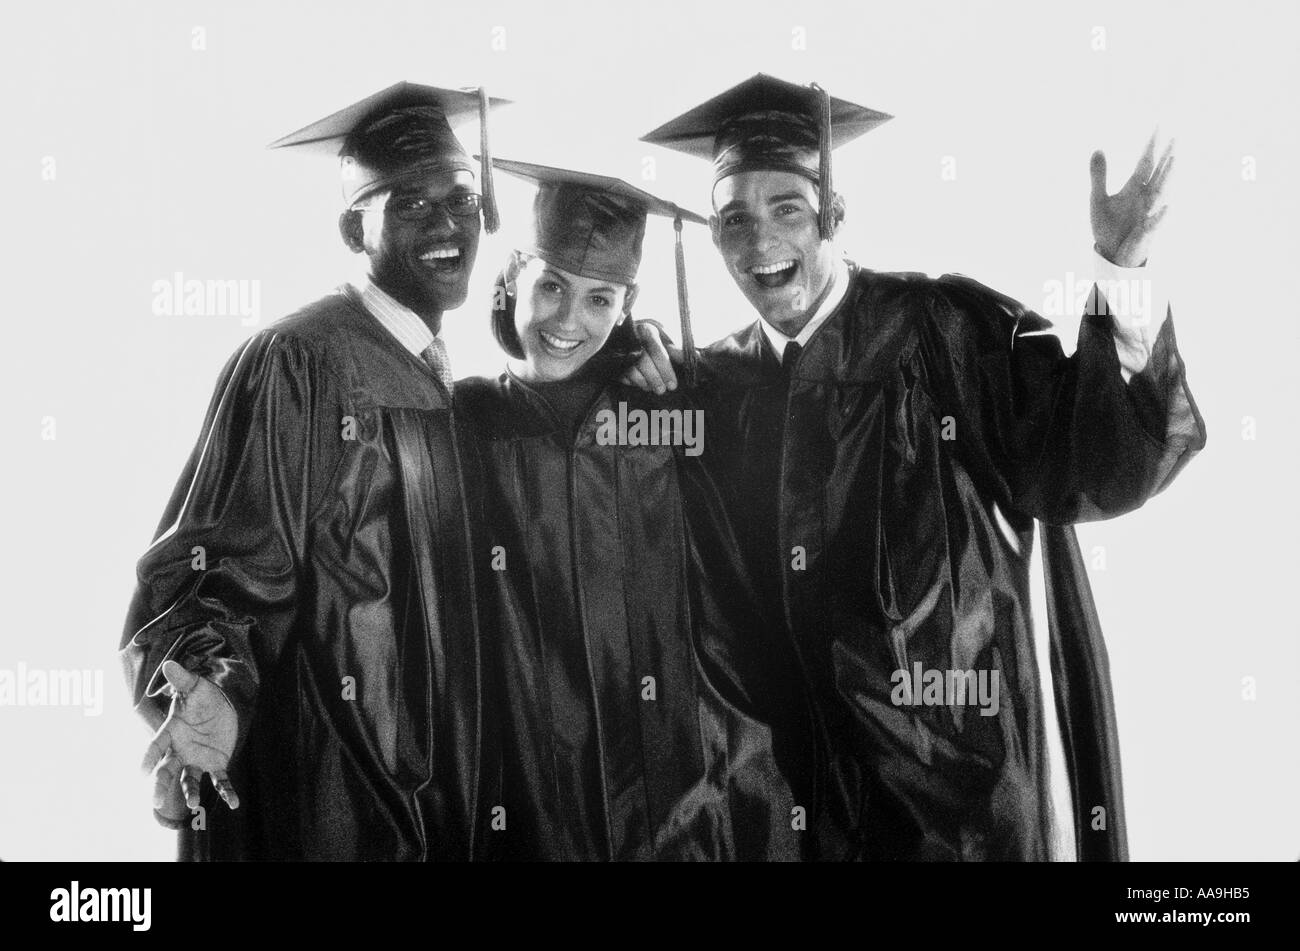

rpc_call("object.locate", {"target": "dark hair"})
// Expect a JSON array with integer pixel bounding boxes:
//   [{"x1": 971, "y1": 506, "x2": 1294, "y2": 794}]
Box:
[
  {"x1": 490, "y1": 270, "x2": 524, "y2": 359},
  {"x1": 490, "y1": 250, "x2": 641, "y2": 365}
]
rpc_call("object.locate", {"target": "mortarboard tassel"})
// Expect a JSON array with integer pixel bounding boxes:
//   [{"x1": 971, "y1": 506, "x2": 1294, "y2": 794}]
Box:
[
  {"x1": 477, "y1": 86, "x2": 501, "y2": 234},
  {"x1": 811, "y1": 82, "x2": 834, "y2": 241},
  {"x1": 673, "y1": 210, "x2": 698, "y2": 388}
]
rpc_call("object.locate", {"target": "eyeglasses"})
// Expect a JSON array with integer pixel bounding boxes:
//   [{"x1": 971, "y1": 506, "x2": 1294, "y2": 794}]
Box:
[{"x1": 354, "y1": 192, "x2": 483, "y2": 222}]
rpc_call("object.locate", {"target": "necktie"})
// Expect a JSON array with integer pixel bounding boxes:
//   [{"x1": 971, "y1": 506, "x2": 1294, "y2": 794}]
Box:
[
  {"x1": 421, "y1": 337, "x2": 454, "y2": 397},
  {"x1": 782, "y1": 341, "x2": 803, "y2": 379}
]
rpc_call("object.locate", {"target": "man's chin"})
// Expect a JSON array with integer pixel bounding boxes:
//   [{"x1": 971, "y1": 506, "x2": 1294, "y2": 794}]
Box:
[
  {"x1": 436, "y1": 289, "x2": 471, "y2": 312},
  {"x1": 736, "y1": 284, "x2": 794, "y2": 325},
  {"x1": 749, "y1": 299, "x2": 804, "y2": 335},
  {"x1": 415, "y1": 281, "x2": 470, "y2": 313}
]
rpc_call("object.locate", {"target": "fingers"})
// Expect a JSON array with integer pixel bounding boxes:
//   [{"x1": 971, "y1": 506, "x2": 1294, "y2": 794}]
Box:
[
  {"x1": 1149, "y1": 138, "x2": 1175, "y2": 185},
  {"x1": 180, "y1": 763, "x2": 204, "y2": 811},
  {"x1": 641, "y1": 361, "x2": 670, "y2": 395},
  {"x1": 151, "y1": 750, "x2": 181, "y2": 812},
  {"x1": 212, "y1": 770, "x2": 241, "y2": 810},
  {"x1": 141, "y1": 720, "x2": 173, "y2": 773},
  {"x1": 646, "y1": 343, "x2": 679, "y2": 392},
  {"x1": 625, "y1": 320, "x2": 680, "y2": 393},
  {"x1": 152, "y1": 754, "x2": 190, "y2": 828},
  {"x1": 161, "y1": 660, "x2": 201, "y2": 696},
  {"x1": 1089, "y1": 150, "x2": 1108, "y2": 199},
  {"x1": 1145, "y1": 139, "x2": 1175, "y2": 205},
  {"x1": 623, "y1": 356, "x2": 669, "y2": 395},
  {"x1": 622, "y1": 365, "x2": 654, "y2": 392},
  {"x1": 160, "y1": 759, "x2": 240, "y2": 814},
  {"x1": 1144, "y1": 156, "x2": 1173, "y2": 209},
  {"x1": 631, "y1": 321, "x2": 661, "y2": 347},
  {"x1": 1134, "y1": 127, "x2": 1159, "y2": 182}
]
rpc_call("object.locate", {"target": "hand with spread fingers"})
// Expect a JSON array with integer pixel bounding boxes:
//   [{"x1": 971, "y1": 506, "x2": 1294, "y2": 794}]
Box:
[
  {"x1": 1090, "y1": 129, "x2": 1174, "y2": 268},
  {"x1": 141, "y1": 659, "x2": 240, "y2": 827}
]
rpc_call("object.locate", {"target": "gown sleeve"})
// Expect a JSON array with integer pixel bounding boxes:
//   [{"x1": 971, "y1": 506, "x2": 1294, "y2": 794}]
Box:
[
  {"x1": 119, "y1": 331, "x2": 342, "y2": 743},
  {"x1": 915, "y1": 275, "x2": 1206, "y2": 524}
]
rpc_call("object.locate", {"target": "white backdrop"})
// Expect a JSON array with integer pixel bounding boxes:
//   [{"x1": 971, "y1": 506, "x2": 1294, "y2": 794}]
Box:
[{"x1": 0, "y1": 0, "x2": 1293, "y2": 860}]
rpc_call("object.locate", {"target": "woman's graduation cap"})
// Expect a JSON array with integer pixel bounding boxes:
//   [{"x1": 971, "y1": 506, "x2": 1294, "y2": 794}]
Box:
[
  {"x1": 492, "y1": 158, "x2": 707, "y2": 382},
  {"x1": 640, "y1": 73, "x2": 892, "y2": 239},
  {"x1": 267, "y1": 81, "x2": 511, "y2": 232}
]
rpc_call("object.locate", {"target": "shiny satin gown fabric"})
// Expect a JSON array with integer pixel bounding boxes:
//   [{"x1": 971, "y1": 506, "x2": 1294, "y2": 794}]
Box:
[{"x1": 689, "y1": 264, "x2": 1204, "y2": 860}]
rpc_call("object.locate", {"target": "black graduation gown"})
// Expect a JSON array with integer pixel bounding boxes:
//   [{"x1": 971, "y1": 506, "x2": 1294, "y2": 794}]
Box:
[
  {"x1": 455, "y1": 370, "x2": 798, "y2": 861},
  {"x1": 691, "y1": 262, "x2": 1206, "y2": 861},
  {"x1": 121, "y1": 286, "x2": 497, "y2": 861}
]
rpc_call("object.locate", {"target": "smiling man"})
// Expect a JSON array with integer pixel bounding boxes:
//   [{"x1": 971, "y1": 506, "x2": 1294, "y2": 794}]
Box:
[
  {"x1": 631, "y1": 74, "x2": 1207, "y2": 861},
  {"x1": 120, "y1": 82, "x2": 508, "y2": 860}
]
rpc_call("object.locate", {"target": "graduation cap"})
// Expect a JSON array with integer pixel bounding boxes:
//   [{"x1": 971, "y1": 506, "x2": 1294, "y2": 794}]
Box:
[
  {"x1": 267, "y1": 81, "x2": 511, "y2": 233},
  {"x1": 640, "y1": 73, "x2": 892, "y2": 239},
  {"x1": 492, "y1": 158, "x2": 707, "y2": 383}
]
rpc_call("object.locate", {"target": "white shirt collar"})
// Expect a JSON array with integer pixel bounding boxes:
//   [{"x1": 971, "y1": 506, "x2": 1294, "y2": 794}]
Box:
[
  {"x1": 758, "y1": 256, "x2": 852, "y2": 362},
  {"x1": 354, "y1": 279, "x2": 437, "y2": 359}
]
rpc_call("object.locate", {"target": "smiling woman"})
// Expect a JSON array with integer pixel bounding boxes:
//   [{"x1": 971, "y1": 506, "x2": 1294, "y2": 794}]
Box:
[
  {"x1": 494, "y1": 250, "x2": 637, "y2": 383},
  {"x1": 455, "y1": 160, "x2": 799, "y2": 861}
]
